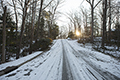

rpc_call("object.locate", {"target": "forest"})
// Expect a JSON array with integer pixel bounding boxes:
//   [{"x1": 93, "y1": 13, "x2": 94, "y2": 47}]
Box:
[
  {"x1": 0, "y1": 0, "x2": 120, "y2": 63},
  {"x1": 67, "y1": 0, "x2": 120, "y2": 59},
  {"x1": 0, "y1": 0, "x2": 61, "y2": 63}
]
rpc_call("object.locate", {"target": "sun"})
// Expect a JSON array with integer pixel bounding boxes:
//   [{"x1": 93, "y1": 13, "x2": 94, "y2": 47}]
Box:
[{"x1": 76, "y1": 31, "x2": 80, "y2": 36}]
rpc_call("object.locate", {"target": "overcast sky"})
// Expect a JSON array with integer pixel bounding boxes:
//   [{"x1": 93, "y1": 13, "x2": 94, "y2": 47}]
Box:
[{"x1": 57, "y1": 0, "x2": 89, "y2": 27}]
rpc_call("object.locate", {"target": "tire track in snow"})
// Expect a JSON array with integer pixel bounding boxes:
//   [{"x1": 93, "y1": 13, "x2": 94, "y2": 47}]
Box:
[
  {"x1": 66, "y1": 39, "x2": 120, "y2": 80},
  {"x1": 61, "y1": 40, "x2": 73, "y2": 80},
  {"x1": 29, "y1": 39, "x2": 63, "y2": 80}
]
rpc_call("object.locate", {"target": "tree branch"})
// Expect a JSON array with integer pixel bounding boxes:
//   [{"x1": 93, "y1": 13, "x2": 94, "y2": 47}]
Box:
[
  {"x1": 42, "y1": 0, "x2": 54, "y2": 10},
  {"x1": 93, "y1": 0, "x2": 102, "y2": 9},
  {"x1": 86, "y1": 0, "x2": 92, "y2": 6},
  {"x1": 7, "y1": 1, "x2": 14, "y2": 7},
  {"x1": 18, "y1": 0, "x2": 23, "y2": 9}
]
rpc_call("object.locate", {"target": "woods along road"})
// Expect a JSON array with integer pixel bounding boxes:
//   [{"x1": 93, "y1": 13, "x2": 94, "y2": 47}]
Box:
[{"x1": 0, "y1": 39, "x2": 120, "y2": 80}]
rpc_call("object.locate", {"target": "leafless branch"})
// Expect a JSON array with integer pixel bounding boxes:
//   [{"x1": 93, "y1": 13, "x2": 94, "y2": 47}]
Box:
[
  {"x1": 94, "y1": 0, "x2": 102, "y2": 9},
  {"x1": 42, "y1": 0, "x2": 54, "y2": 10}
]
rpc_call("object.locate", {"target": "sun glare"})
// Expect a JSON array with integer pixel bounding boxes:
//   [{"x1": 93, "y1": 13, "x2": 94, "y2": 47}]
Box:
[{"x1": 76, "y1": 31, "x2": 80, "y2": 36}]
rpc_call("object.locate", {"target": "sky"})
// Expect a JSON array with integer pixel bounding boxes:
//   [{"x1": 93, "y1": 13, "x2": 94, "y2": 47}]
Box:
[
  {"x1": 57, "y1": 0, "x2": 84, "y2": 26},
  {"x1": 56, "y1": 0, "x2": 89, "y2": 34},
  {"x1": 2, "y1": 0, "x2": 89, "y2": 34}
]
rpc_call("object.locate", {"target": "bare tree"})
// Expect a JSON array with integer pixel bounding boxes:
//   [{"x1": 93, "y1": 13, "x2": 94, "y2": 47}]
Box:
[
  {"x1": 17, "y1": 0, "x2": 31, "y2": 59},
  {"x1": 66, "y1": 12, "x2": 77, "y2": 33},
  {"x1": 108, "y1": 0, "x2": 111, "y2": 44},
  {"x1": 66, "y1": 10, "x2": 81, "y2": 37},
  {"x1": 86, "y1": 0, "x2": 102, "y2": 43},
  {"x1": 36, "y1": 0, "x2": 44, "y2": 39},
  {"x1": 115, "y1": 1, "x2": 120, "y2": 50},
  {"x1": 74, "y1": 13, "x2": 81, "y2": 32},
  {"x1": 0, "y1": 0, "x2": 4, "y2": 10},
  {"x1": 36, "y1": 0, "x2": 54, "y2": 39},
  {"x1": 102, "y1": 0, "x2": 107, "y2": 48},
  {"x1": 29, "y1": 0, "x2": 37, "y2": 54},
  {"x1": 2, "y1": 6, "x2": 7, "y2": 63},
  {"x1": 80, "y1": 7, "x2": 89, "y2": 36},
  {"x1": 82, "y1": 9, "x2": 88, "y2": 29},
  {"x1": 47, "y1": 0, "x2": 64, "y2": 38},
  {"x1": 12, "y1": 0, "x2": 18, "y2": 36}
]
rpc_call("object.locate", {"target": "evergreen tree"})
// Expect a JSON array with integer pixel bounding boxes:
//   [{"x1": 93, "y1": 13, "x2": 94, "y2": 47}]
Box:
[
  {"x1": 40, "y1": 17, "x2": 45, "y2": 38},
  {"x1": 51, "y1": 24, "x2": 59, "y2": 39},
  {"x1": 68, "y1": 31, "x2": 74, "y2": 39},
  {"x1": 0, "y1": 9, "x2": 17, "y2": 62}
]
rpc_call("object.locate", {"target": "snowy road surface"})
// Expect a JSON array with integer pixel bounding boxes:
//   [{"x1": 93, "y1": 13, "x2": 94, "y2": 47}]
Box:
[{"x1": 0, "y1": 39, "x2": 120, "y2": 80}]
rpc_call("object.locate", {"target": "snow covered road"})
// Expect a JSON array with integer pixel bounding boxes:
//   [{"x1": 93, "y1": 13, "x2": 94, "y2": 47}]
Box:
[
  {"x1": 61, "y1": 40, "x2": 120, "y2": 80},
  {"x1": 0, "y1": 39, "x2": 120, "y2": 80}
]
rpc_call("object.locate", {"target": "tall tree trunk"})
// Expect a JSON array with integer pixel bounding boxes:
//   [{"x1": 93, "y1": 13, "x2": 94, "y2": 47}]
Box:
[
  {"x1": 117, "y1": 24, "x2": 120, "y2": 50},
  {"x1": 36, "y1": 0, "x2": 43, "y2": 40},
  {"x1": 17, "y1": 1, "x2": 28, "y2": 59},
  {"x1": 86, "y1": 0, "x2": 102, "y2": 43},
  {"x1": 48, "y1": 21, "x2": 51, "y2": 38},
  {"x1": 91, "y1": 5, "x2": 94, "y2": 43},
  {"x1": 117, "y1": 7, "x2": 120, "y2": 50},
  {"x1": 12, "y1": 0, "x2": 18, "y2": 36},
  {"x1": 102, "y1": 0, "x2": 107, "y2": 48},
  {"x1": 12, "y1": 0, "x2": 18, "y2": 58},
  {"x1": 2, "y1": 6, "x2": 7, "y2": 63},
  {"x1": 30, "y1": 0, "x2": 37, "y2": 54},
  {"x1": 108, "y1": 0, "x2": 111, "y2": 44}
]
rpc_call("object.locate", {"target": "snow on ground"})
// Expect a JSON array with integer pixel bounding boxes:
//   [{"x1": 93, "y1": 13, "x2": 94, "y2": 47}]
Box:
[
  {"x1": 0, "y1": 40, "x2": 63, "y2": 80},
  {"x1": 68, "y1": 40, "x2": 120, "y2": 78},
  {"x1": 104, "y1": 46, "x2": 120, "y2": 58},
  {"x1": 62, "y1": 40, "x2": 104, "y2": 80},
  {"x1": 77, "y1": 38, "x2": 120, "y2": 58},
  {"x1": 0, "y1": 51, "x2": 43, "y2": 71},
  {"x1": 0, "y1": 39, "x2": 120, "y2": 80},
  {"x1": 0, "y1": 40, "x2": 57, "y2": 71}
]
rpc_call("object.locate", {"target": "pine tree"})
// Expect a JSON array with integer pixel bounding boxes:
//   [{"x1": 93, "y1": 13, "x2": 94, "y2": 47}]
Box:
[{"x1": 0, "y1": 8, "x2": 17, "y2": 62}]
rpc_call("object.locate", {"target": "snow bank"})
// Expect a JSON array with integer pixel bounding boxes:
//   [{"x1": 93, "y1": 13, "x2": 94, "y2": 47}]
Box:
[{"x1": 0, "y1": 51, "x2": 43, "y2": 71}]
